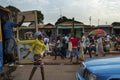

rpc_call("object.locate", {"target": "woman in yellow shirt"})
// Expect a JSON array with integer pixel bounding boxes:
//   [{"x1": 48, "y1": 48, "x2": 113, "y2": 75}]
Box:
[{"x1": 23, "y1": 31, "x2": 46, "y2": 80}]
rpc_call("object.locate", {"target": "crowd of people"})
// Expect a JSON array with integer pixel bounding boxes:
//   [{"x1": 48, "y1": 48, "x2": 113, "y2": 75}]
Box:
[
  {"x1": 46, "y1": 32, "x2": 120, "y2": 62},
  {"x1": 2, "y1": 12, "x2": 120, "y2": 64}
]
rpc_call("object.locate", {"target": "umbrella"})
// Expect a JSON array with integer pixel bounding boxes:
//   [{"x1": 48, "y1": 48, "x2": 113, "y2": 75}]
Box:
[{"x1": 89, "y1": 29, "x2": 106, "y2": 37}]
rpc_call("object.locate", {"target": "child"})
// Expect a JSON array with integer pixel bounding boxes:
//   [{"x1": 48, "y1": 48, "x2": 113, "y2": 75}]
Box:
[{"x1": 23, "y1": 31, "x2": 47, "y2": 80}]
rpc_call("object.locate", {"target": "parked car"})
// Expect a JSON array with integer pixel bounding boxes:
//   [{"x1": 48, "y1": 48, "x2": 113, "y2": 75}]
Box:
[{"x1": 76, "y1": 57, "x2": 120, "y2": 80}]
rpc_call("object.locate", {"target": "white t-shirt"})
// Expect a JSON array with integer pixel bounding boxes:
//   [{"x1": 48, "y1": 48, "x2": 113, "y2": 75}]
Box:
[
  {"x1": 64, "y1": 36, "x2": 69, "y2": 43},
  {"x1": 57, "y1": 40, "x2": 61, "y2": 48}
]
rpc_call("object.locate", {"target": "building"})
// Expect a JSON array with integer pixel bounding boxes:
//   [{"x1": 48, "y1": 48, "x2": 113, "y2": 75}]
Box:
[
  {"x1": 84, "y1": 25, "x2": 96, "y2": 35},
  {"x1": 38, "y1": 23, "x2": 56, "y2": 37},
  {"x1": 56, "y1": 19, "x2": 84, "y2": 38},
  {"x1": 97, "y1": 25, "x2": 113, "y2": 34},
  {"x1": 112, "y1": 22, "x2": 120, "y2": 35}
]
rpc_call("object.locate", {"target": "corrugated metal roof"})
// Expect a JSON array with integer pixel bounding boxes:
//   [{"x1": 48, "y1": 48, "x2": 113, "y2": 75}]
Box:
[
  {"x1": 113, "y1": 26, "x2": 120, "y2": 29},
  {"x1": 38, "y1": 24, "x2": 56, "y2": 28},
  {"x1": 0, "y1": 5, "x2": 10, "y2": 12},
  {"x1": 57, "y1": 25, "x2": 84, "y2": 29},
  {"x1": 97, "y1": 25, "x2": 112, "y2": 27}
]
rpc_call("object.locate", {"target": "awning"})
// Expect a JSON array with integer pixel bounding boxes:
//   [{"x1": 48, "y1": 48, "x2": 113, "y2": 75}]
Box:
[
  {"x1": 57, "y1": 26, "x2": 84, "y2": 29},
  {"x1": 113, "y1": 26, "x2": 120, "y2": 29}
]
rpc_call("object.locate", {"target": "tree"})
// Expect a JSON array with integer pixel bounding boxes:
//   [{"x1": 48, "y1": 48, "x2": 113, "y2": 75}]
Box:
[
  {"x1": 112, "y1": 22, "x2": 120, "y2": 26},
  {"x1": 37, "y1": 11, "x2": 44, "y2": 24},
  {"x1": 6, "y1": 5, "x2": 21, "y2": 22},
  {"x1": 6, "y1": 6, "x2": 44, "y2": 25},
  {"x1": 29, "y1": 11, "x2": 44, "y2": 27}
]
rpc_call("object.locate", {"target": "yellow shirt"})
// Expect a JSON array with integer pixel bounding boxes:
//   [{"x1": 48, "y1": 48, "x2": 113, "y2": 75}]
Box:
[{"x1": 29, "y1": 39, "x2": 46, "y2": 55}]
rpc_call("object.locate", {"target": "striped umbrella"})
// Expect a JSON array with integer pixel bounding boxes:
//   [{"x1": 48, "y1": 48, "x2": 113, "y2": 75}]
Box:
[{"x1": 89, "y1": 29, "x2": 106, "y2": 37}]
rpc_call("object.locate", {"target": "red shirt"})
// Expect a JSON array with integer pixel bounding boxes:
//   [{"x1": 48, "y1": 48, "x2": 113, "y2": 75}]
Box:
[{"x1": 70, "y1": 37, "x2": 79, "y2": 48}]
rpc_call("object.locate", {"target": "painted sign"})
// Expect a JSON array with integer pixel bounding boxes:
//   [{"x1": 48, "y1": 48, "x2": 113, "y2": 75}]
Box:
[{"x1": 18, "y1": 40, "x2": 35, "y2": 64}]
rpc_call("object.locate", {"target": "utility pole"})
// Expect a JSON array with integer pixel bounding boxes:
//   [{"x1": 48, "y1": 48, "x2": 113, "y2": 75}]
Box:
[
  {"x1": 89, "y1": 16, "x2": 91, "y2": 26},
  {"x1": 89, "y1": 16, "x2": 92, "y2": 32},
  {"x1": 106, "y1": 21, "x2": 107, "y2": 25},
  {"x1": 98, "y1": 19, "x2": 100, "y2": 26}
]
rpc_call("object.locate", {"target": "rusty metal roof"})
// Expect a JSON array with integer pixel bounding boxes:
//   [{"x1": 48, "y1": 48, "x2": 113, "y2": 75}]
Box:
[{"x1": 0, "y1": 5, "x2": 10, "y2": 12}]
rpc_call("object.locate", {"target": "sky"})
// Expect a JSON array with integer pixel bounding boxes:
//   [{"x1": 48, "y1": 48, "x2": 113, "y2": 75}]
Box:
[{"x1": 1, "y1": 0, "x2": 120, "y2": 25}]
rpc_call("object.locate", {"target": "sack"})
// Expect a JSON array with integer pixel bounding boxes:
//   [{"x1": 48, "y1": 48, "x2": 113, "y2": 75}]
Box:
[{"x1": 68, "y1": 42, "x2": 72, "y2": 52}]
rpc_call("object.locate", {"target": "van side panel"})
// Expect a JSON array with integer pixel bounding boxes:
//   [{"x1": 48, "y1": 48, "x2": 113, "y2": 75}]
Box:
[{"x1": 0, "y1": 19, "x2": 3, "y2": 72}]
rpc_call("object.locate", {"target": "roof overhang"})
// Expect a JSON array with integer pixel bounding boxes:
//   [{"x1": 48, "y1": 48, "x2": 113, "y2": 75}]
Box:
[
  {"x1": 0, "y1": 5, "x2": 10, "y2": 12},
  {"x1": 57, "y1": 25, "x2": 84, "y2": 29},
  {"x1": 113, "y1": 26, "x2": 120, "y2": 29}
]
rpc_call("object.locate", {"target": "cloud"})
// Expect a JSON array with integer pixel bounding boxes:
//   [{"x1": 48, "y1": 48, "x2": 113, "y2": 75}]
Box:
[
  {"x1": 61, "y1": 0, "x2": 120, "y2": 25},
  {"x1": 1, "y1": 0, "x2": 120, "y2": 25},
  {"x1": 6, "y1": 0, "x2": 49, "y2": 5}
]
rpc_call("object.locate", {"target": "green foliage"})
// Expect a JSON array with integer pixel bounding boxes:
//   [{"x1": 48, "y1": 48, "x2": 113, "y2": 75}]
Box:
[
  {"x1": 6, "y1": 5, "x2": 20, "y2": 22},
  {"x1": 37, "y1": 11, "x2": 44, "y2": 23},
  {"x1": 6, "y1": 5, "x2": 44, "y2": 23}
]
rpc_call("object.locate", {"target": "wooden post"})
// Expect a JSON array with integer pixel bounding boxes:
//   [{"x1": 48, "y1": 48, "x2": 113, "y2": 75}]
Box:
[
  {"x1": 35, "y1": 11, "x2": 38, "y2": 32},
  {"x1": 71, "y1": 17, "x2": 74, "y2": 36}
]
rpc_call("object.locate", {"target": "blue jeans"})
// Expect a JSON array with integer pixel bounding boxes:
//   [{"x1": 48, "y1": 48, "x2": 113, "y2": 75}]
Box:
[
  {"x1": 71, "y1": 48, "x2": 80, "y2": 56},
  {"x1": 90, "y1": 46, "x2": 96, "y2": 53}
]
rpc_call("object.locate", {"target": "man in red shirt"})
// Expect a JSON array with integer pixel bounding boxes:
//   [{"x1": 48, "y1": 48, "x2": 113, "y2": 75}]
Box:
[{"x1": 70, "y1": 35, "x2": 80, "y2": 62}]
